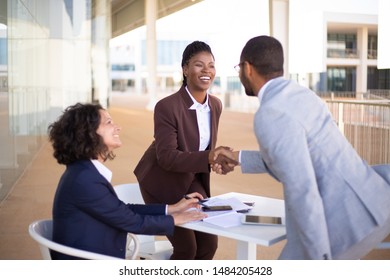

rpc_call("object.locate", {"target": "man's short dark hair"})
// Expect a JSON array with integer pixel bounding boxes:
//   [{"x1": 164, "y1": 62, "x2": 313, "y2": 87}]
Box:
[{"x1": 241, "y1": 35, "x2": 284, "y2": 79}]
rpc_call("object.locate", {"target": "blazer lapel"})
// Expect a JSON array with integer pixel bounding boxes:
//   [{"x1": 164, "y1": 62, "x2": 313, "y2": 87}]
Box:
[
  {"x1": 179, "y1": 86, "x2": 200, "y2": 149},
  {"x1": 208, "y1": 97, "x2": 220, "y2": 150}
]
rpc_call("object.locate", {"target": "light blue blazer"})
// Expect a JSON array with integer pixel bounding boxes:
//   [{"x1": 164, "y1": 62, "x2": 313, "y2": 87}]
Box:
[{"x1": 241, "y1": 77, "x2": 390, "y2": 259}]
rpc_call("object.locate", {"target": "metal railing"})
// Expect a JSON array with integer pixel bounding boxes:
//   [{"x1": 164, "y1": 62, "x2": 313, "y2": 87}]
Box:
[
  {"x1": 318, "y1": 91, "x2": 361, "y2": 99},
  {"x1": 327, "y1": 48, "x2": 359, "y2": 58},
  {"x1": 326, "y1": 100, "x2": 390, "y2": 165},
  {"x1": 366, "y1": 89, "x2": 390, "y2": 100},
  {"x1": 319, "y1": 91, "x2": 390, "y2": 101}
]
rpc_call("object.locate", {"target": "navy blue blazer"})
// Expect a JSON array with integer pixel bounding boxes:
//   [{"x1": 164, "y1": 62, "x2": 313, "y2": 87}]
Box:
[{"x1": 52, "y1": 160, "x2": 174, "y2": 259}]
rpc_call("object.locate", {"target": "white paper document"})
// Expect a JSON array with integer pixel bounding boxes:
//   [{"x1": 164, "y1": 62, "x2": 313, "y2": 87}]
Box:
[
  {"x1": 202, "y1": 197, "x2": 252, "y2": 212},
  {"x1": 202, "y1": 211, "x2": 242, "y2": 228},
  {"x1": 200, "y1": 197, "x2": 252, "y2": 228}
]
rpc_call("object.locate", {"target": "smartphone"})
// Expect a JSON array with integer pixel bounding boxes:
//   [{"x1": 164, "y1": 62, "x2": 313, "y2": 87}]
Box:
[
  {"x1": 241, "y1": 214, "x2": 283, "y2": 225},
  {"x1": 202, "y1": 205, "x2": 233, "y2": 212},
  {"x1": 243, "y1": 202, "x2": 255, "y2": 207}
]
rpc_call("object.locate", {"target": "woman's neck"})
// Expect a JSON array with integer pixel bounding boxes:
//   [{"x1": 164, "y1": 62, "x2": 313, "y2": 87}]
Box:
[{"x1": 187, "y1": 86, "x2": 207, "y2": 104}]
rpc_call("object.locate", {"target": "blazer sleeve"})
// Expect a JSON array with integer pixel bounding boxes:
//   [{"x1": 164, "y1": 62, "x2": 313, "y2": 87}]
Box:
[
  {"x1": 257, "y1": 106, "x2": 332, "y2": 259},
  {"x1": 72, "y1": 169, "x2": 174, "y2": 236},
  {"x1": 240, "y1": 150, "x2": 279, "y2": 181}
]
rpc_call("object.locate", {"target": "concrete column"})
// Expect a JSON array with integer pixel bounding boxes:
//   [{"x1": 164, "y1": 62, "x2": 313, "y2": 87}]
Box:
[
  {"x1": 378, "y1": 0, "x2": 390, "y2": 69},
  {"x1": 269, "y1": 0, "x2": 289, "y2": 78},
  {"x1": 145, "y1": 0, "x2": 157, "y2": 110},
  {"x1": 356, "y1": 27, "x2": 368, "y2": 98}
]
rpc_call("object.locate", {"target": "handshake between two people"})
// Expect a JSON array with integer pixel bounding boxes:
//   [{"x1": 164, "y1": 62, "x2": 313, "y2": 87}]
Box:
[{"x1": 208, "y1": 146, "x2": 240, "y2": 175}]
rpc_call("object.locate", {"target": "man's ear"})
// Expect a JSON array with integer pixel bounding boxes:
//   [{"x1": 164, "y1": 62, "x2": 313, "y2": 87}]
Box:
[{"x1": 244, "y1": 62, "x2": 253, "y2": 77}]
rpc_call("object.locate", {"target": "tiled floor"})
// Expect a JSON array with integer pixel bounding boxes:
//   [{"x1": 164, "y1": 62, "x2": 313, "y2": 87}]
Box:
[{"x1": 0, "y1": 93, "x2": 389, "y2": 260}]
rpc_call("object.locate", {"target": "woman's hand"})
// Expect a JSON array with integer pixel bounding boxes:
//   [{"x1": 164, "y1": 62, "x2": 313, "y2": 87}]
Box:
[
  {"x1": 172, "y1": 210, "x2": 207, "y2": 225},
  {"x1": 167, "y1": 192, "x2": 207, "y2": 225},
  {"x1": 167, "y1": 192, "x2": 204, "y2": 215}
]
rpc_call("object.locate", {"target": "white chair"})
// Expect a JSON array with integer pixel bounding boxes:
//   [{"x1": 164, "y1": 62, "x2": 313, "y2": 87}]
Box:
[
  {"x1": 28, "y1": 219, "x2": 139, "y2": 260},
  {"x1": 114, "y1": 183, "x2": 174, "y2": 260}
]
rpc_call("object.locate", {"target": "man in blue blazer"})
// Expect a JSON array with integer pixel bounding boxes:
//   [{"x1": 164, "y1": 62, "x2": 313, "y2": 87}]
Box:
[
  {"x1": 49, "y1": 103, "x2": 206, "y2": 259},
  {"x1": 214, "y1": 36, "x2": 390, "y2": 259}
]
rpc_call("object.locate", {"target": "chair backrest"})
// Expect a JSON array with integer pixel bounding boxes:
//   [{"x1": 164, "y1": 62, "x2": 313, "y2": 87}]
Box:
[
  {"x1": 114, "y1": 183, "x2": 145, "y2": 204},
  {"x1": 114, "y1": 183, "x2": 173, "y2": 260},
  {"x1": 29, "y1": 219, "x2": 139, "y2": 260},
  {"x1": 113, "y1": 183, "x2": 155, "y2": 243}
]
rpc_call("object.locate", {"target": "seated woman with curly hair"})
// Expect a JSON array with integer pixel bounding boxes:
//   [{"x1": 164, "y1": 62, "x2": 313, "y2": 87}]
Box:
[{"x1": 48, "y1": 103, "x2": 206, "y2": 259}]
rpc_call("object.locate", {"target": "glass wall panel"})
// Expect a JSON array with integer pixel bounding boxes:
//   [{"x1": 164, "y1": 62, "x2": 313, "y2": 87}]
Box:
[
  {"x1": 0, "y1": 0, "x2": 111, "y2": 201},
  {"x1": 0, "y1": 0, "x2": 9, "y2": 194},
  {"x1": 91, "y1": 0, "x2": 110, "y2": 106}
]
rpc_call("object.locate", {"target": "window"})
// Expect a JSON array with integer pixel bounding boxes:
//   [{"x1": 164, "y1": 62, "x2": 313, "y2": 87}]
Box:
[
  {"x1": 227, "y1": 76, "x2": 241, "y2": 94},
  {"x1": 327, "y1": 33, "x2": 358, "y2": 58},
  {"x1": 141, "y1": 40, "x2": 191, "y2": 66},
  {"x1": 111, "y1": 64, "x2": 135, "y2": 71},
  {"x1": 327, "y1": 67, "x2": 356, "y2": 91},
  {"x1": 368, "y1": 67, "x2": 390, "y2": 89},
  {"x1": 367, "y1": 34, "x2": 377, "y2": 59},
  {"x1": 0, "y1": 38, "x2": 7, "y2": 65}
]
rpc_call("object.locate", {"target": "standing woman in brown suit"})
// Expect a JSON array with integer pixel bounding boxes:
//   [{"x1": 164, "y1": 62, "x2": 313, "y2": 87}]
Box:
[{"x1": 134, "y1": 41, "x2": 222, "y2": 259}]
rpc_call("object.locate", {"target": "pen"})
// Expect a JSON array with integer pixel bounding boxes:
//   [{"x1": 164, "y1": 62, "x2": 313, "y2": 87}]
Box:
[{"x1": 183, "y1": 195, "x2": 209, "y2": 204}]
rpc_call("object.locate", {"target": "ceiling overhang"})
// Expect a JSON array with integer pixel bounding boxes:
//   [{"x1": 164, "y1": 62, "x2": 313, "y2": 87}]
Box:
[{"x1": 111, "y1": 0, "x2": 203, "y2": 38}]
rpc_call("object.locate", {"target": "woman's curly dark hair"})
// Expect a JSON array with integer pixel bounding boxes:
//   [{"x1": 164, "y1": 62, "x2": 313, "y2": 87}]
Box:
[{"x1": 48, "y1": 103, "x2": 114, "y2": 165}]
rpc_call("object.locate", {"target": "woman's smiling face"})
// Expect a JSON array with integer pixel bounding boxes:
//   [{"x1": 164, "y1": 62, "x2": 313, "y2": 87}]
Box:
[
  {"x1": 96, "y1": 109, "x2": 122, "y2": 153},
  {"x1": 183, "y1": 51, "x2": 216, "y2": 92}
]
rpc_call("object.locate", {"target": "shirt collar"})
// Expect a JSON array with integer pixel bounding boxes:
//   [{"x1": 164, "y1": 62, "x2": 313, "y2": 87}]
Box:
[
  {"x1": 90, "y1": 159, "x2": 112, "y2": 182},
  {"x1": 185, "y1": 86, "x2": 210, "y2": 111}
]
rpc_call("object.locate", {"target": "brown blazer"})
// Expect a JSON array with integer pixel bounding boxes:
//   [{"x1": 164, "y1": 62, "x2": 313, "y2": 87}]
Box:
[{"x1": 134, "y1": 86, "x2": 222, "y2": 204}]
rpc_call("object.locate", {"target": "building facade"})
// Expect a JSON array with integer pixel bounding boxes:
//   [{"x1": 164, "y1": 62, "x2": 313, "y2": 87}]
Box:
[
  {"x1": 110, "y1": 0, "x2": 389, "y2": 107},
  {"x1": 325, "y1": 27, "x2": 389, "y2": 96}
]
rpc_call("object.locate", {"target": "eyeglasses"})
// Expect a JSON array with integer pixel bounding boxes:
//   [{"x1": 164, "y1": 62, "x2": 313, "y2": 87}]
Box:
[{"x1": 234, "y1": 62, "x2": 244, "y2": 73}]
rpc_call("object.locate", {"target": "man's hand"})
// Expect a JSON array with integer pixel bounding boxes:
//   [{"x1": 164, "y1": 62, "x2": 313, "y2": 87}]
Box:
[{"x1": 209, "y1": 146, "x2": 239, "y2": 175}]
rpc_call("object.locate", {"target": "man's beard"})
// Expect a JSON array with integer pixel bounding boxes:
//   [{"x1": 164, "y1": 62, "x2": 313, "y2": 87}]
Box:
[
  {"x1": 244, "y1": 86, "x2": 256, "y2": 97},
  {"x1": 240, "y1": 72, "x2": 255, "y2": 97}
]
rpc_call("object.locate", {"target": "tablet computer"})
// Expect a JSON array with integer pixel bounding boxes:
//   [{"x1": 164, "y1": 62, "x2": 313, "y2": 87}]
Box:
[{"x1": 241, "y1": 214, "x2": 283, "y2": 225}]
